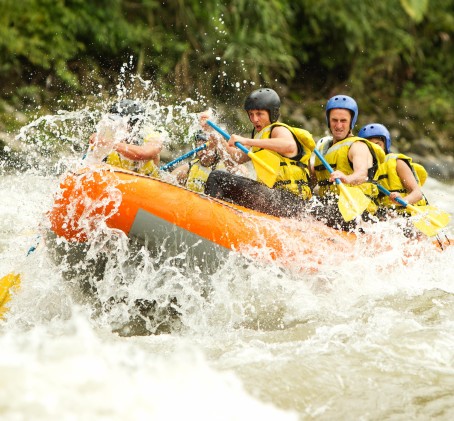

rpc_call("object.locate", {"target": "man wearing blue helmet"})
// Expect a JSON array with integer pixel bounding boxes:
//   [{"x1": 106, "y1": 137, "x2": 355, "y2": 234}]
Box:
[
  {"x1": 358, "y1": 123, "x2": 428, "y2": 213},
  {"x1": 312, "y1": 95, "x2": 385, "y2": 230}
]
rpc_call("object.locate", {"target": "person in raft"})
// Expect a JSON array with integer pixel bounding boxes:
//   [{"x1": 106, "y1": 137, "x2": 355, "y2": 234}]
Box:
[
  {"x1": 204, "y1": 88, "x2": 316, "y2": 218},
  {"x1": 172, "y1": 109, "x2": 241, "y2": 193},
  {"x1": 89, "y1": 99, "x2": 163, "y2": 177},
  {"x1": 311, "y1": 95, "x2": 386, "y2": 231},
  {"x1": 358, "y1": 122, "x2": 428, "y2": 224}
]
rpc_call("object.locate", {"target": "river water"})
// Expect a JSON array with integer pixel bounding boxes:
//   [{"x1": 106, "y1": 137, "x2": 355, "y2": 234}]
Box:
[{"x1": 1, "y1": 101, "x2": 454, "y2": 420}]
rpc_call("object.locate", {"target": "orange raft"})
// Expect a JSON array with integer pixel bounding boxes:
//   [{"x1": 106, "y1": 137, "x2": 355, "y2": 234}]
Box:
[{"x1": 48, "y1": 165, "x2": 361, "y2": 272}]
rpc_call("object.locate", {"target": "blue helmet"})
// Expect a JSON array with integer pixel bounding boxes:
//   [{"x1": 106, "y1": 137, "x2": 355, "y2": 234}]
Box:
[
  {"x1": 325, "y1": 95, "x2": 358, "y2": 130},
  {"x1": 358, "y1": 123, "x2": 391, "y2": 154}
]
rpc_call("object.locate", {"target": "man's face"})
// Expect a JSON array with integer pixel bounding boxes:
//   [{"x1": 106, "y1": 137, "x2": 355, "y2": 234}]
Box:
[
  {"x1": 329, "y1": 109, "x2": 351, "y2": 142},
  {"x1": 196, "y1": 137, "x2": 218, "y2": 167},
  {"x1": 367, "y1": 136, "x2": 385, "y2": 152},
  {"x1": 247, "y1": 109, "x2": 271, "y2": 132}
]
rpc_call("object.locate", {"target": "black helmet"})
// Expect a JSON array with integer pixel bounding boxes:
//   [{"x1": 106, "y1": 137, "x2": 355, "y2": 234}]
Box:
[
  {"x1": 244, "y1": 88, "x2": 280, "y2": 123},
  {"x1": 109, "y1": 99, "x2": 145, "y2": 125}
]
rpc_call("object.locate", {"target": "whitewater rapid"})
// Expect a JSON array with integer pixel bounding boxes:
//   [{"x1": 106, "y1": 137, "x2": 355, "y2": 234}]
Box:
[
  {"x1": 1, "y1": 168, "x2": 454, "y2": 420},
  {"x1": 2, "y1": 86, "x2": 454, "y2": 419}
]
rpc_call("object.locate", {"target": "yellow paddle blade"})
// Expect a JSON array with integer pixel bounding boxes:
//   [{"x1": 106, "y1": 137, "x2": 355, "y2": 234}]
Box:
[
  {"x1": 337, "y1": 184, "x2": 371, "y2": 222},
  {"x1": 247, "y1": 149, "x2": 280, "y2": 188},
  {"x1": 0, "y1": 272, "x2": 21, "y2": 318},
  {"x1": 407, "y1": 204, "x2": 451, "y2": 237}
]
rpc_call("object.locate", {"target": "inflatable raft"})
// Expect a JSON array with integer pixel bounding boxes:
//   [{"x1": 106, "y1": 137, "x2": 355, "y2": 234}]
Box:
[
  {"x1": 48, "y1": 165, "x2": 367, "y2": 272},
  {"x1": 48, "y1": 165, "x2": 449, "y2": 273}
]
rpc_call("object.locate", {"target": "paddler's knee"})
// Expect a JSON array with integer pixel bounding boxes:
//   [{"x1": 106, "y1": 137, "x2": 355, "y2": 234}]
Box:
[{"x1": 205, "y1": 170, "x2": 235, "y2": 197}]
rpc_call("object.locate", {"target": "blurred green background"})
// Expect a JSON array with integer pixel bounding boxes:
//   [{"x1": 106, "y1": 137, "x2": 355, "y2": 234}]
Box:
[{"x1": 1, "y1": 0, "x2": 453, "y2": 168}]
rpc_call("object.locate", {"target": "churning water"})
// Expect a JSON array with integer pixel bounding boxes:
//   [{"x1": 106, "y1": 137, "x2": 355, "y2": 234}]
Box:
[{"x1": 1, "y1": 87, "x2": 454, "y2": 420}]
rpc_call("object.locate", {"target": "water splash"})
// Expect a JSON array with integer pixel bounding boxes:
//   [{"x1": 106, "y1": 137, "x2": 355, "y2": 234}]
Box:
[{"x1": 2, "y1": 60, "x2": 454, "y2": 420}]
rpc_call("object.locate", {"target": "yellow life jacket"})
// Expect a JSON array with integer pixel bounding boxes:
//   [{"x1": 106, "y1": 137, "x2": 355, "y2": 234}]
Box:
[
  {"x1": 313, "y1": 136, "x2": 386, "y2": 213},
  {"x1": 413, "y1": 162, "x2": 428, "y2": 186},
  {"x1": 106, "y1": 131, "x2": 160, "y2": 177},
  {"x1": 374, "y1": 153, "x2": 428, "y2": 209},
  {"x1": 185, "y1": 158, "x2": 226, "y2": 193},
  {"x1": 250, "y1": 122, "x2": 315, "y2": 200}
]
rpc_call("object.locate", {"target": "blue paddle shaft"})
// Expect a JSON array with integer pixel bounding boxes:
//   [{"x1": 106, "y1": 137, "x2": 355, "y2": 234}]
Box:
[
  {"x1": 376, "y1": 183, "x2": 408, "y2": 207},
  {"x1": 313, "y1": 148, "x2": 341, "y2": 185},
  {"x1": 206, "y1": 120, "x2": 250, "y2": 155},
  {"x1": 160, "y1": 143, "x2": 207, "y2": 171}
]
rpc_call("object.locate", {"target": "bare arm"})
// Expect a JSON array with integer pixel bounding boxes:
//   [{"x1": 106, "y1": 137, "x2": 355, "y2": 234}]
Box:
[
  {"x1": 114, "y1": 138, "x2": 163, "y2": 164},
  {"x1": 390, "y1": 159, "x2": 423, "y2": 205},
  {"x1": 329, "y1": 141, "x2": 372, "y2": 185},
  {"x1": 171, "y1": 162, "x2": 190, "y2": 185},
  {"x1": 229, "y1": 125, "x2": 298, "y2": 157}
]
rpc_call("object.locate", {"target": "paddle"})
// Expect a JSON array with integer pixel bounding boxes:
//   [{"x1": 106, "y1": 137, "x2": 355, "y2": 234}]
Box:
[
  {"x1": 0, "y1": 237, "x2": 40, "y2": 318},
  {"x1": 160, "y1": 142, "x2": 208, "y2": 171},
  {"x1": 376, "y1": 184, "x2": 451, "y2": 237},
  {"x1": 313, "y1": 148, "x2": 371, "y2": 222},
  {"x1": 1, "y1": 115, "x2": 135, "y2": 317},
  {"x1": 0, "y1": 140, "x2": 96, "y2": 318},
  {"x1": 206, "y1": 120, "x2": 280, "y2": 188},
  {"x1": 0, "y1": 273, "x2": 20, "y2": 318}
]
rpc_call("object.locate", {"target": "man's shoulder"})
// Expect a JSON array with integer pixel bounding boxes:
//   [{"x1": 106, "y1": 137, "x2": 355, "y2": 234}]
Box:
[{"x1": 348, "y1": 138, "x2": 372, "y2": 155}]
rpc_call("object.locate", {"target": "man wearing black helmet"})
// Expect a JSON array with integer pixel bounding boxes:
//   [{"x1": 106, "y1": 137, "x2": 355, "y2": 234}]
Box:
[
  {"x1": 89, "y1": 99, "x2": 163, "y2": 176},
  {"x1": 204, "y1": 88, "x2": 315, "y2": 218},
  {"x1": 311, "y1": 95, "x2": 385, "y2": 230}
]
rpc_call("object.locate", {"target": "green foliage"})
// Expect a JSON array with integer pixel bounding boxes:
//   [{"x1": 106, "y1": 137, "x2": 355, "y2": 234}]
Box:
[
  {"x1": 398, "y1": 0, "x2": 454, "y2": 133},
  {"x1": 289, "y1": 0, "x2": 420, "y2": 96},
  {"x1": 219, "y1": 0, "x2": 297, "y2": 83},
  {"x1": 0, "y1": 0, "x2": 85, "y2": 85},
  {"x1": 287, "y1": 0, "x2": 454, "y2": 139},
  {"x1": 400, "y1": 0, "x2": 429, "y2": 23},
  {"x1": 135, "y1": 0, "x2": 298, "y2": 99},
  {"x1": 0, "y1": 0, "x2": 158, "y2": 93},
  {"x1": 0, "y1": 0, "x2": 453, "y2": 147}
]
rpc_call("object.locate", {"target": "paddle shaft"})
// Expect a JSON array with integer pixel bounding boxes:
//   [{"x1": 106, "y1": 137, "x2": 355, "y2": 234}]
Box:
[
  {"x1": 313, "y1": 146, "x2": 373, "y2": 221},
  {"x1": 376, "y1": 182, "x2": 444, "y2": 223},
  {"x1": 375, "y1": 182, "x2": 452, "y2": 236},
  {"x1": 160, "y1": 143, "x2": 207, "y2": 171},
  {"x1": 376, "y1": 183, "x2": 411, "y2": 208},
  {"x1": 313, "y1": 148, "x2": 341, "y2": 185},
  {"x1": 205, "y1": 119, "x2": 280, "y2": 189},
  {"x1": 206, "y1": 120, "x2": 251, "y2": 155}
]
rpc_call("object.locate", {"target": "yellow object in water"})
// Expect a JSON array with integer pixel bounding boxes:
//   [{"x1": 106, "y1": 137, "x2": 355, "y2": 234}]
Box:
[{"x1": 0, "y1": 273, "x2": 20, "y2": 318}]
